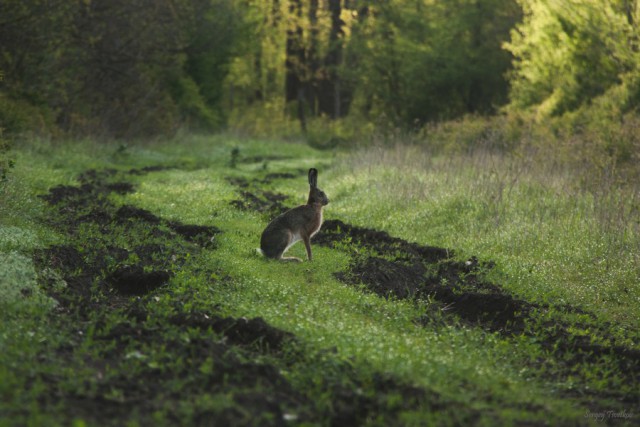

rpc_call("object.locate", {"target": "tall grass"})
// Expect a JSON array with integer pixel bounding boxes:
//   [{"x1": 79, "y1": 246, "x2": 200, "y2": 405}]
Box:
[{"x1": 333, "y1": 130, "x2": 640, "y2": 327}]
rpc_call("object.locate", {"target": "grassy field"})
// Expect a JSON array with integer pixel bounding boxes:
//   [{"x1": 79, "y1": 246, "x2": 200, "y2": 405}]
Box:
[{"x1": 1, "y1": 135, "x2": 638, "y2": 426}]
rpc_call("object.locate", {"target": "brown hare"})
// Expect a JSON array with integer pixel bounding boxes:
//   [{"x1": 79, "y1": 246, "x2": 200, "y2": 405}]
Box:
[{"x1": 259, "y1": 168, "x2": 329, "y2": 262}]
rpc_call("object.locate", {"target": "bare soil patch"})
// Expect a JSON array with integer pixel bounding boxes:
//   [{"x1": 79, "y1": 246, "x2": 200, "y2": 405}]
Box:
[{"x1": 319, "y1": 219, "x2": 533, "y2": 334}]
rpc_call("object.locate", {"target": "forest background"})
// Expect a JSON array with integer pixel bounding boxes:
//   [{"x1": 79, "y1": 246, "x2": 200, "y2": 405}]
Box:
[{"x1": 1, "y1": 0, "x2": 640, "y2": 159}]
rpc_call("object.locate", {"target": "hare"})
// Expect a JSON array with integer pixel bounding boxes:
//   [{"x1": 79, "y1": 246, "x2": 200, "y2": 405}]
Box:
[{"x1": 259, "y1": 168, "x2": 329, "y2": 262}]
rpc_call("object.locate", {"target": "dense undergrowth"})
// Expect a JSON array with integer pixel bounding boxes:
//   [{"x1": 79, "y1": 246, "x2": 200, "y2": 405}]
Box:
[{"x1": 1, "y1": 134, "x2": 638, "y2": 426}]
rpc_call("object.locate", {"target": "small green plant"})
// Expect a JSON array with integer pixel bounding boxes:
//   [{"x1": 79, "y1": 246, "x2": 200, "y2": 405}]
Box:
[
  {"x1": 0, "y1": 127, "x2": 15, "y2": 183},
  {"x1": 230, "y1": 147, "x2": 240, "y2": 168},
  {"x1": 114, "y1": 143, "x2": 129, "y2": 157}
]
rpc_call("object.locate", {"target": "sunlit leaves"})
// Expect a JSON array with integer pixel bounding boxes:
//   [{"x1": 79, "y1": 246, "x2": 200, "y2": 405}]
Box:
[{"x1": 506, "y1": 0, "x2": 640, "y2": 117}]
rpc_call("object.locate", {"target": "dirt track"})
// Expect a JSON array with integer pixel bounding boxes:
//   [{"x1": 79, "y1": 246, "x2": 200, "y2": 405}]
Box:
[{"x1": 27, "y1": 166, "x2": 639, "y2": 424}]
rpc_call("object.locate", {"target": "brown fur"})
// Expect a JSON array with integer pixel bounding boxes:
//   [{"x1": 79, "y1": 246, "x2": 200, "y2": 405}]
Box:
[{"x1": 260, "y1": 169, "x2": 329, "y2": 262}]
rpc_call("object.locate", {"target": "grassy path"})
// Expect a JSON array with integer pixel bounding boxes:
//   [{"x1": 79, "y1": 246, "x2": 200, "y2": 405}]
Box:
[{"x1": 1, "y1": 136, "x2": 638, "y2": 426}]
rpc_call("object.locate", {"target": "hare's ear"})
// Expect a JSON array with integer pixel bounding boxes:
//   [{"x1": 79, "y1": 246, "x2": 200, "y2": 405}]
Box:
[{"x1": 308, "y1": 168, "x2": 318, "y2": 188}]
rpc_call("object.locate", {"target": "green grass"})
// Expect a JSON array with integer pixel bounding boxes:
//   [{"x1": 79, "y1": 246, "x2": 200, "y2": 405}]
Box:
[
  {"x1": 332, "y1": 144, "x2": 640, "y2": 327},
  {"x1": 1, "y1": 135, "x2": 638, "y2": 426}
]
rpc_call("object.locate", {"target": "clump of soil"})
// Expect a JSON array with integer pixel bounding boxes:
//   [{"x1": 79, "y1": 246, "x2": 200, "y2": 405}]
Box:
[
  {"x1": 169, "y1": 312, "x2": 294, "y2": 351},
  {"x1": 317, "y1": 220, "x2": 527, "y2": 333},
  {"x1": 230, "y1": 190, "x2": 289, "y2": 216},
  {"x1": 115, "y1": 204, "x2": 220, "y2": 248},
  {"x1": 226, "y1": 171, "x2": 307, "y2": 218},
  {"x1": 317, "y1": 219, "x2": 452, "y2": 263},
  {"x1": 115, "y1": 204, "x2": 162, "y2": 224},
  {"x1": 167, "y1": 222, "x2": 219, "y2": 248},
  {"x1": 336, "y1": 254, "x2": 533, "y2": 334},
  {"x1": 106, "y1": 265, "x2": 172, "y2": 296}
]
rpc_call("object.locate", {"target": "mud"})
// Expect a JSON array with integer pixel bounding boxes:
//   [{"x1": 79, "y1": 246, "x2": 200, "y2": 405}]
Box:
[
  {"x1": 115, "y1": 204, "x2": 219, "y2": 248},
  {"x1": 334, "y1": 255, "x2": 533, "y2": 333},
  {"x1": 106, "y1": 265, "x2": 172, "y2": 296},
  {"x1": 168, "y1": 312, "x2": 295, "y2": 351},
  {"x1": 166, "y1": 222, "x2": 219, "y2": 248},
  {"x1": 316, "y1": 219, "x2": 452, "y2": 264}
]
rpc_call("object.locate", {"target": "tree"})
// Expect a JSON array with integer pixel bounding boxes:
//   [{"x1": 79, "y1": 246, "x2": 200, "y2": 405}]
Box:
[
  {"x1": 0, "y1": 0, "x2": 248, "y2": 139},
  {"x1": 344, "y1": 0, "x2": 521, "y2": 125},
  {"x1": 317, "y1": 0, "x2": 346, "y2": 119},
  {"x1": 505, "y1": 0, "x2": 638, "y2": 117}
]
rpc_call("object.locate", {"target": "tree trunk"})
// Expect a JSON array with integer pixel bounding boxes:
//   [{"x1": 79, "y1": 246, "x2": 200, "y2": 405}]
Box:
[
  {"x1": 625, "y1": 0, "x2": 637, "y2": 27},
  {"x1": 318, "y1": 0, "x2": 344, "y2": 119},
  {"x1": 285, "y1": 0, "x2": 304, "y2": 103},
  {"x1": 307, "y1": 0, "x2": 320, "y2": 116},
  {"x1": 297, "y1": 86, "x2": 307, "y2": 134}
]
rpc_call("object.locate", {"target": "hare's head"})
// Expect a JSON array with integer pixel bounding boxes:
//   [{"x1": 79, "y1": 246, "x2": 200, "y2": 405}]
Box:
[{"x1": 307, "y1": 168, "x2": 329, "y2": 206}]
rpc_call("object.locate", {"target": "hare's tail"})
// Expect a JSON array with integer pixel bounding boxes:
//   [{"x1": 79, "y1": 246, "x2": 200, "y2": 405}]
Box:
[{"x1": 256, "y1": 248, "x2": 265, "y2": 256}]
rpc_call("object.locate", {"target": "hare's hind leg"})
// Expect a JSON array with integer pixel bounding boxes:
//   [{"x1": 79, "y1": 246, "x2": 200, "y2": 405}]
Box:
[
  {"x1": 279, "y1": 231, "x2": 302, "y2": 262},
  {"x1": 261, "y1": 227, "x2": 289, "y2": 258}
]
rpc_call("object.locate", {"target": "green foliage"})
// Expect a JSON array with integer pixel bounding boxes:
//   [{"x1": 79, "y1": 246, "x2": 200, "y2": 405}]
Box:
[
  {"x1": 2, "y1": 0, "x2": 640, "y2": 161},
  {"x1": 502, "y1": 0, "x2": 640, "y2": 163},
  {"x1": 224, "y1": 0, "x2": 521, "y2": 137},
  {"x1": 0, "y1": 252, "x2": 55, "y2": 315},
  {"x1": 0, "y1": 96, "x2": 52, "y2": 137},
  {"x1": 0, "y1": 0, "x2": 249, "y2": 139},
  {"x1": 170, "y1": 76, "x2": 222, "y2": 132},
  {"x1": 505, "y1": 0, "x2": 637, "y2": 117},
  {"x1": 0, "y1": 127, "x2": 13, "y2": 183},
  {"x1": 177, "y1": 0, "x2": 252, "y2": 132},
  {"x1": 344, "y1": 0, "x2": 521, "y2": 125}
]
